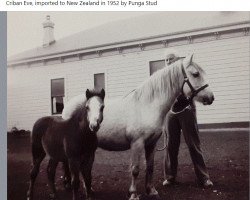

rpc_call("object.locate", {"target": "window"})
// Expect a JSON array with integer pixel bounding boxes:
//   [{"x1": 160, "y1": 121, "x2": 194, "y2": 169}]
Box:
[
  {"x1": 51, "y1": 78, "x2": 64, "y2": 114},
  {"x1": 149, "y1": 60, "x2": 165, "y2": 75},
  {"x1": 94, "y1": 73, "x2": 105, "y2": 90}
]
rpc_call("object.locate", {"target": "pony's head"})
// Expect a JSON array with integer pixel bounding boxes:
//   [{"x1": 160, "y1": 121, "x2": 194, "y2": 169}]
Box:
[
  {"x1": 181, "y1": 54, "x2": 214, "y2": 105},
  {"x1": 85, "y1": 88, "x2": 105, "y2": 132}
]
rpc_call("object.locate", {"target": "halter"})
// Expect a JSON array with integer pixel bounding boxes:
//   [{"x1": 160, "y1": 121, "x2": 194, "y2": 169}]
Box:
[{"x1": 181, "y1": 63, "x2": 209, "y2": 102}]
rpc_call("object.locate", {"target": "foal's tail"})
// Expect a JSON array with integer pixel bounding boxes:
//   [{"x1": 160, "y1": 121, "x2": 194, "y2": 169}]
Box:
[
  {"x1": 31, "y1": 117, "x2": 51, "y2": 162},
  {"x1": 27, "y1": 117, "x2": 52, "y2": 200}
]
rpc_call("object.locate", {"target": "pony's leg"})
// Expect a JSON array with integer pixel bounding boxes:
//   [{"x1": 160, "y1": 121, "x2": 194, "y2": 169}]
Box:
[
  {"x1": 80, "y1": 153, "x2": 95, "y2": 200},
  {"x1": 63, "y1": 160, "x2": 71, "y2": 190},
  {"x1": 68, "y1": 159, "x2": 80, "y2": 200},
  {"x1": 27, "y1": 146, "x2": 46, "y2": 200},
  {"x1": 47, "y1": 159, "x2": 59, "y2": 199},
  {"x1": 129, "y1": 139, "x2": 144, "y2": 200},
  {"x1": 145, "y1": 144, "x2": 159, "y2": 196}
]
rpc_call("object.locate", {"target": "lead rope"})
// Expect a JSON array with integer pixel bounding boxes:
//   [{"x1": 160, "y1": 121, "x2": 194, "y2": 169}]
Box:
[
  {"x1": 156, "y1": 127, "x2": 168, "y2": 151},
  {"x1": 155, "y1": 59, "x2": 184, "y2": 152},
  {"x1": 123, "y1": 89, "x2": 136, "y2": 98},
  {"x1": 156, "y1": 61, "x2": 208, "y2": 152}
]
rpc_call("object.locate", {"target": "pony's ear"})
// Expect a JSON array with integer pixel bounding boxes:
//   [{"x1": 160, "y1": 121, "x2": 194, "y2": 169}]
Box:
[
  {"x1": 100, "y1": 88, "x2": 105, "y2": 100},
  {"x1": 86, "y1": 89, "x2": 92, "y2": 100},
  {"x1": 183, "y1": 53, "x2": 194, "y2": 67}
]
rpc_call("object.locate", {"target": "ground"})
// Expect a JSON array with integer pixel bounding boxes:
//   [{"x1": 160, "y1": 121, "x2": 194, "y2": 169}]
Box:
[{"x1": 8, "y1": 130, "x2": 249, "y2": 200}]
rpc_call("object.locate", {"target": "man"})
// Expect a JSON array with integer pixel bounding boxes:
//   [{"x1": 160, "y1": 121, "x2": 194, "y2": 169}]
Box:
[
  {"x1": 162, "y1": 51, "x2": 213, "y2": 188},
  {"x1": 165, "y1": 52, "x2": 180, "y2": 66}
]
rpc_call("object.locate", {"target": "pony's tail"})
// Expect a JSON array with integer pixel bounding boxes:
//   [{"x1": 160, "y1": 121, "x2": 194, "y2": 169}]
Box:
[{"x1": 31, "y1": 117, "x2": 51, "y2": 163}]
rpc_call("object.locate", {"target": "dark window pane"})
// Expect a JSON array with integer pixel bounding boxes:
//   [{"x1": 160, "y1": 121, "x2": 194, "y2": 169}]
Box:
[
  {"x1": 51, "y1": 78, "x2": 64, "y2": 97},
  {"x1": 51, "y1": 78, "x2": 64, "y2": 115},
  {"x1": 52, "y1": 96, "x2": 64, "y2": 114},
  {"x1": 94, "y1": 73, "x2": 105, "y2": 90},
  {"x1": 149, "y1": 60, "x2": 165, "y2": 75}
]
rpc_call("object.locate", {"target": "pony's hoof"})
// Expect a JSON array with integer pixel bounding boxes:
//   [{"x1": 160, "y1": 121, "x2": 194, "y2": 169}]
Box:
[
  {"x1": 90, "y1": 187, "x2": 95, "y2": 193},
  {"x1": 49, "y1": 193, "x2": 57, "y2": 200},
  {"x1": 148, "y1": 194, "x2": 161, "y2": 200},
  {"x1": 86, "y1": 187, "x2": 95, "y2": 199},
  {"x1": 86, "y1": 193, "x2": 95, "y2": 200},
  {"x1": 64, "y1": 182, "x2": 72, "y2": 190},
  {"x1": 63, "y1": 178, "x2": 72, "y2": 190},
  {"x1": 129, "y1": 193, "x2": 140, "y2": 200},
  {"x1": 27, "y1": 191, "x2": 32, "y2": 200},
  {"x1": 146, "y1": 187, "x2": 159, "y2": 196}
]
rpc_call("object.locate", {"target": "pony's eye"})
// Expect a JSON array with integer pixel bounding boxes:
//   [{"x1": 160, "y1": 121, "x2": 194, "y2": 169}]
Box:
[
  {"x1": 192, "y1": 72, "x2": 199, "y2": 78},
  {"x1": 86, "y1": 106, "x2": 89, "y2": 111}
]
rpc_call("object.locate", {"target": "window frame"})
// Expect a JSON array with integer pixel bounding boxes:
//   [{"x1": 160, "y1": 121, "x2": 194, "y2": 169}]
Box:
[
  {"x1": 149, "y1": 59, "x2": 165, "y2": 76},
  {"x1": 51, "y1": 78, "x2": 65, "y2": 115},
  {"x1": 94, "y1": 72, "x2": 105, "y2": 91},
  {"x1": 92, "y1": 68, "x2": 108, "y2": 95}
]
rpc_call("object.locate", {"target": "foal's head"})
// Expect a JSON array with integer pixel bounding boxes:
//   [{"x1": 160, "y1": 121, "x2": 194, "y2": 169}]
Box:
[{"x1": 85, "y1": 88, "x2": 105, "y2": 132}]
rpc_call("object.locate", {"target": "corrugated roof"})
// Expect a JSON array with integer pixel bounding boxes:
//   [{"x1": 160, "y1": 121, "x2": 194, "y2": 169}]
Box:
[{"x1": 8, "y1": 12, "x2": 250, "y2": 63}]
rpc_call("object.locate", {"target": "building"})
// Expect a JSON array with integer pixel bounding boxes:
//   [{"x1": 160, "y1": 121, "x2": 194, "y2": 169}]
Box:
[{"x1": 7, "y1": 12, "x2": 250, "y2": 131}]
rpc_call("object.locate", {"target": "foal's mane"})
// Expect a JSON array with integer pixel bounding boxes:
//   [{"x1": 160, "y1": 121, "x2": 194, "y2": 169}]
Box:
[
  {"x1": 69, "y1": 89, "x2": 104, "y2": 123},
  {"x1": 132, "y1": 60, "x2": 184, "y2": 102},
  {"x1": 70, "y1": 99, "x2": 88, "y2": 123}
]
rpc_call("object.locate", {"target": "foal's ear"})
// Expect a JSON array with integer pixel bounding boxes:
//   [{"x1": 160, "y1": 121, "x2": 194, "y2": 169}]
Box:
[
  {"x1": 100, "y1": 88, "x2": 105, "y2": 100},
  {"x1": 183, "y1": 53, "x2": 194, "y2": 67},
  {"x1": 86, "y1": 89, "x2": 92, "y2": 100}
]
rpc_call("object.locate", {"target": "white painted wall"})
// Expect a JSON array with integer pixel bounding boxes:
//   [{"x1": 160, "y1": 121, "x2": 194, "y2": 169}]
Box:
[{"x1": 7, "y1": 35, "x2": 250, "y2": 130}]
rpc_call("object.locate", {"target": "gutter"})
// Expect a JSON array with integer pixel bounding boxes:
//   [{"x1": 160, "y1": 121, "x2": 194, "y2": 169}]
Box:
[{"x1": 8, "y1": 21, "x2": 250, "y2": 66}]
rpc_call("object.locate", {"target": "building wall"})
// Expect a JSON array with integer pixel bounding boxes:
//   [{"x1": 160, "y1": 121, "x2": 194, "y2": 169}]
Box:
[{"x1": 7, "y1": 34, "x2": 250, "y2": 131}]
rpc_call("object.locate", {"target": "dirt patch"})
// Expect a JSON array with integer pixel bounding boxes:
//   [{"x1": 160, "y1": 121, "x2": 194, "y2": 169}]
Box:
[{"x1": 8, "y1": 131, "x2": 249, "y2": 200}]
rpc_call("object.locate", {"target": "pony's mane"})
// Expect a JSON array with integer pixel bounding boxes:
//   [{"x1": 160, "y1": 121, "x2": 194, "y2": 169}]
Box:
[
  {"x1": 132, "y1": 59, "x2": 204, "y2": 102},
  {"x1": 132, "y1": 60, "x2": 183, "y2": 102},
  {"x1": 70, "y1": 99, "x2": 88, "y2": 122}
]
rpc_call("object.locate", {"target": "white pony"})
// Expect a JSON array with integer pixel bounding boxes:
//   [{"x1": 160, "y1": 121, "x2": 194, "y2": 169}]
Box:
[{"x1": 62, "y1": 54, "x2": 214, "y2": 200}]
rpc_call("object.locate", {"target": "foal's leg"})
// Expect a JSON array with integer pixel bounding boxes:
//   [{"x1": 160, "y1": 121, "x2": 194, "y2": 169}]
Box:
[
  {"x1": 129, "y1": 139, "x2": 144, "y2": 200},
  {"x1": 27, "y1": 146, "x2": 46, "y2": 200},
  {"x1": 145, "y1": 144, "x2": 159, "y2": 196},
  {"x1": 63, "y1": 160, "x2": 71, "y2": 190},
  {"x1": 80, "y1": 153, "x2": 95, "y2": 200},
  {"x1": 69, "y1": 159, "x2": 80, "y2": 200},
  {"x1": 47, "y1": 159, "x2": 59, "y2": 199}
]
